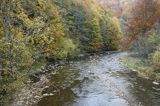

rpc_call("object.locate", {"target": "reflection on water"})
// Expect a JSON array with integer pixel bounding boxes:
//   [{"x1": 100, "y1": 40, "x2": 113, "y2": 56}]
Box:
[
  {"x1": 36, "y1": 53, "x2": 160, "y2": 106},
  {"x1": 37, "y1": 65, "x2": 79, "y2": 106}
]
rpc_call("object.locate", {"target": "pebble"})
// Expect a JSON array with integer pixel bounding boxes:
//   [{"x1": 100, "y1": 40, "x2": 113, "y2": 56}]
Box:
[
  {"x1": 43, "y1": 93, "x2": 49, "y2": 96},
  {"x1": 35, "y1": 95, "x2": 40, "y2": 98},
  {"x1": 152, "y1": 81, "x2": 159, "y2": 85},
  {"x1": 43, "y1": 93, "x2": 54, "y2": 96},
  {"x1": 41, "y1": 66, "x2": 45, "y2": 70},
  {"x1": 17, "y1": 100, "x2": 24, "y2": 104},
  {"x1": 27, "y1": 80, "x2": 31, "y2": 83},
  {"x1": 51, "y1": 72, "x2": 56, "y2": 75},
  {"x1": 132, "y1": 68, "x2": 137, "y2": 72},
  {"x1": 49, "y1": 93, "x2": 54, "y2": 96},
  {"x1": 44, "y1": 86, "x2": 49, "y2": 89},
  {"x1": 152, "y1": 87, "x2": 160, "y2": 91}
]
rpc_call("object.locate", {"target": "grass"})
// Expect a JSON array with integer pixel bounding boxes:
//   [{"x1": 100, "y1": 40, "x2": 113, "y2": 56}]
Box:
[{"x1": 122, "y1": 55, "x2": 160, "y2": 81}]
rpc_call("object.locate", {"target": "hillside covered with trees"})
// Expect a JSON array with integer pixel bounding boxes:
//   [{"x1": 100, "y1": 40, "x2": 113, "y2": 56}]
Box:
[
  {"x1": 1, "y1": 0, "x2": 160, "y2": 106},
  {"x1": 0, "y1": 0, "x2": 121, "y2": 104}
]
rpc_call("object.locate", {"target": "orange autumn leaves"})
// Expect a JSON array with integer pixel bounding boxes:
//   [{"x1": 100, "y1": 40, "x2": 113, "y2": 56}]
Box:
[{"x1": 122, "y1": 0, "x2": 160, "y2": 49}]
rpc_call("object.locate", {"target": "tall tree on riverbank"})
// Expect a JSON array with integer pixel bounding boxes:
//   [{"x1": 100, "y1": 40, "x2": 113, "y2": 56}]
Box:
[
  {"x1": 123, "y1": 0, "x2": 160, "y2": 49},
  {"x1": 0, "y1": 0, "x2": 33, "y2": 78}
]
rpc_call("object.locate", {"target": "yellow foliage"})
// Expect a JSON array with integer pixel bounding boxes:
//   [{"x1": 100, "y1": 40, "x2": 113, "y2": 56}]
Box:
[
  {"x1": 150, "y1": 47, "x2": 160, "y2": 69},
  {"x1": 0, "y1": 19, "x2": 3, "y2": 39},
  {"x1": 52, "y1": 38, "x2": 77, "y2": 59}
]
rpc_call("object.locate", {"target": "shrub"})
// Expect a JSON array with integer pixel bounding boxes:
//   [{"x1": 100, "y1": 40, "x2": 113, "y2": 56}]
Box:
[
  {"x1": 150, "y1": 46, "x2": 160, "y2": 71},
  {"x1": 100, "y1": 15, "x2": 122, "y2": 50},
  {"x1": 131, "y1": 33, "x2": 160, "y2": 58},
  {"x1": 50, "y1": 38, "x2": 77, "y2": 59}
]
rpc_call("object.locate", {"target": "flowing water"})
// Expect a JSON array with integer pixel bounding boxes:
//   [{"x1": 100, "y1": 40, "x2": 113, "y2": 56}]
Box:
[
  {"x1": 14, "y1": 52, "x2": 160, "y2": 106},
  {"x1": 35, "y1": 52, "x2": 160, "y2": 106}
]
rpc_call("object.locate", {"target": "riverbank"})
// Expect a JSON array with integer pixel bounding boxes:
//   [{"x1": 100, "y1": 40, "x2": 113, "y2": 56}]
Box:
[
  {"x1": 8, "y1": 52, "x2": 160, "y2": 106},
  {"x1": 122, "y1": 53, "x2": 160, "y2": 92},
  {"x1": 122, "y1": 52, "x2": 160, "y2": 80},
  {"x1": 12, "y1": 52, "x2": 132, "y2": 106}
]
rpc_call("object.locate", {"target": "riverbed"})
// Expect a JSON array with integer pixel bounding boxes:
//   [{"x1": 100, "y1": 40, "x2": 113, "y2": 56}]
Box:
[{"x1": 12, "y1": 52, "x2": 160, "y2": 106}]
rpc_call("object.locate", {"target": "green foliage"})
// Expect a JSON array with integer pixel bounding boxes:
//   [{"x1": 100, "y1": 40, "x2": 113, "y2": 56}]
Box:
[
  {"x1": 129, "y1": 32, "x2": 160, "y2": 80},
  {"x1": 0, "y1": 0, "x2": 122, "y2": 104},
  {"x1": 86, "y1": 16, "x2": 103, "y2": 52},
  {"x1": 0, "y1": 74, "x2": 24, "y2": 103},
  {"x1": 15, "y1": 0, "x2": 65, "y2": 56},
  {"x1": 150, "y1": 46, "x2": 160, "y2": 71},
  {"x1": 100, "y1": 15, "x2": 122, "y2": 50},
  {"x1": 0, "y1": 30, "x2": 33, "y2": 71},
  {"x1": 50, "y1": 38, "x2": 77, "y2": 59},
  {"x1": 53, "y1": 0, "x2": 89, "y2": 52},
  {"x1": 0, "y1": 20, "x2": 3, "y2": 39},
  {"x1": 53, "y1": 0, "x2": 122, "y2": 53},
  {"x1": 131, "y1": 33, "x2": 160, "y2": 57},
  {"x1": 13, "y1": 32, "x2": 33, "y2": 69}
]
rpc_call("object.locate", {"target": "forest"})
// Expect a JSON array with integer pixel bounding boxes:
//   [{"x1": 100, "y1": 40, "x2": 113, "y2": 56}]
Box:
[{"x1": 0, "y1": 0, "x2": 160, "y2": 106}]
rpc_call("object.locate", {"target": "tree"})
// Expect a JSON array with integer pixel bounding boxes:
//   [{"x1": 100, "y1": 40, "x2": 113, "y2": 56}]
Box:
[
  {"x1": 86, "y1": 15, "x2": 103, "y2": 52},
  {"x1": 0, "y1": 0, "x2": 35, "y2": 78},
  {"x1": 0, "y1": 18, "x2": 3, "y2": 77},
  {"x1": 100, "y1": 15, "x2": 122, "y2": 50},
  {"x1": 14, "y1": 0, "x2": 65, "y2": 57},
  {"x1": 125, "y1": 0, "x2": 160, "y2": 48}
]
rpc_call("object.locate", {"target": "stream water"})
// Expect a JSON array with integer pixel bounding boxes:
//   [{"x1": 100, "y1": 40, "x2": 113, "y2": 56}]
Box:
[{"x1": 13, "y1": 52, "x2": 160, "y2": 106}]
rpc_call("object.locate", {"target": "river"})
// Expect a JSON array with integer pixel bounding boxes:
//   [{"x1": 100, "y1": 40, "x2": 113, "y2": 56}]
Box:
[{"x1": 13, "y1": 52, "x2": 160, "y2": 106}]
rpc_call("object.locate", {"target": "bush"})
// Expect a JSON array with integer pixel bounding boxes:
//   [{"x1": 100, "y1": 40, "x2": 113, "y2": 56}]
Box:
[
  {"x1": 150, "y1": 46, "x2": 160, "y2": 71},
  {"x1": 49, "y1": 38, "x2": 77, "y2": 59},
  {"x1": 100, "y1": 15, "x2": 122, "y2": 50},
  {"x1": 131, "y1": 33, "x2": 160, "y2": 58},
  {"x1": 87, "y1": 16, "x2": 103, "y2": 52},
  {"x1": 128, "y1": 32, "x2": 160, "y2": 80}
]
